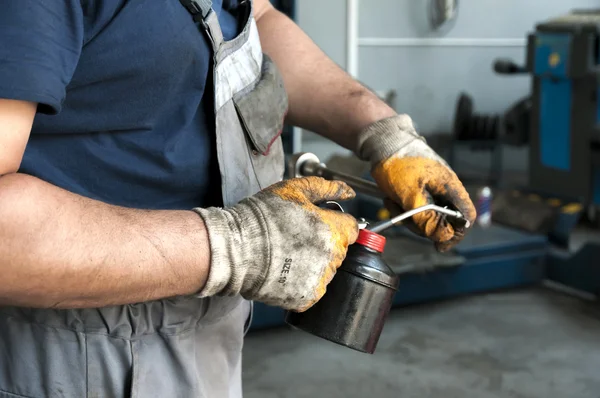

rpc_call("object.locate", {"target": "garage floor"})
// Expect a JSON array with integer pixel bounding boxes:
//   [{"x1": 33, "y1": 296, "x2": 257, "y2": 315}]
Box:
[{"x1": 242, "y1": 288, "x2": 600, "y2": 398}]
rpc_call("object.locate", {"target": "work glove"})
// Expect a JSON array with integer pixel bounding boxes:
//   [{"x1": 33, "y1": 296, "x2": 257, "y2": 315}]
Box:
[
  {"x1": 356, "y1": 115, "x2": 476, "y2": 252},
  {"x1": 193, "y1": 177, "x2": 359, "y2": 312}
]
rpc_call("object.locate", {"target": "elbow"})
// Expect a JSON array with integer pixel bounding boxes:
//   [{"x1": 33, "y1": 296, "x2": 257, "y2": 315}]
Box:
[
  {"x1": 0, "y1": 171, "x2": 41, "y2": 192},
  {"x1": 0, "y1": 165, "x2": 19, "y2": 177},
  {"x1": 0, "y1": 172, "x2": 35, "y2": 201},
  {"x1": 0, "y1": 173, "x2": 43, "y2": 230}
]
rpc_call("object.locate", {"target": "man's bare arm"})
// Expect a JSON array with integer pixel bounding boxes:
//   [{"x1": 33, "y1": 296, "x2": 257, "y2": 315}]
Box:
[
  {"x1": 254, "y1": 0, "x2": 397, "y2": 150},
  {"x1": 0, "y1": 99, "x2": 210, "y2": 309}
]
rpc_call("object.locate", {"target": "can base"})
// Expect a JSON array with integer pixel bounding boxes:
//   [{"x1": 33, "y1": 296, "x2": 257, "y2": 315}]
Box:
[
  {"x1": 284, "y1": 268, "x2": 397, "y2": 355},
  {"x1": 285, "y1": 313, "x2": 375, "y2": 354}
]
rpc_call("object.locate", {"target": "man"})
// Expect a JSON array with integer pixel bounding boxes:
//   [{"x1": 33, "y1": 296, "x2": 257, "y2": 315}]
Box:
[{"x1": 0, "y1": 0, "x2": 476, "y2": 396}]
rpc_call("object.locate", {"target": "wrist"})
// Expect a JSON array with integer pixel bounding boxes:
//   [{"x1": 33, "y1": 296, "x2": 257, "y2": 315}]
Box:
[
  {"x1": 192, "y1": 207, "x2": 234, "y2": 297},
  {"x1": 348, "y1": 89, "x2": 398, "y2": 135},
  {"x1": 192, "y1": 200, "x2": 270, "y2": 298},
  {"x1": 356, "y1": 114, "x2": 425, "y2": 165}
]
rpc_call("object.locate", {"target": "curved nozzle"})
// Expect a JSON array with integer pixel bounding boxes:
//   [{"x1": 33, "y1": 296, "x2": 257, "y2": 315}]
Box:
[{"x1": 368, "y1": 204, "x2": 469, "y2": 234}]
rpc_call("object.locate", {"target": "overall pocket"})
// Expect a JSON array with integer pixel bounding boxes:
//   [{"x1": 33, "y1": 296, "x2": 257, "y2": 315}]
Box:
[
  {"x1": 128, "y1": 299, "x2": 250, "y2": 398},
  {"x1": 233, "y1": 54, "x2": 288, "y2": 189},
  {"x1": 0, "y1": 314, "x2": 87, "y2": 398}
]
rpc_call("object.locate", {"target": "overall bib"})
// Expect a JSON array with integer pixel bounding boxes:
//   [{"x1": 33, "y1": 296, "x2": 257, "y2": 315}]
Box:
[{"x1": 0, "y1": 0, "x2": 287, "y2": 396}]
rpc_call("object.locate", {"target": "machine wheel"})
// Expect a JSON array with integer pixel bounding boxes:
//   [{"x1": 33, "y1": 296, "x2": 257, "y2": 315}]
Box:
[{"x1": 453, "y1": 93, "x2": 473, "y2": 140}]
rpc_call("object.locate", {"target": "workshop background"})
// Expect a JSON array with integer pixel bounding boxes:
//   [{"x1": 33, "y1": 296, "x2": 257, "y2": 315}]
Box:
[
  {"x1": 244, "y1": 1, "x2": 600, "y2": 398},
  {"x1": 299, "y1": 0, "x2": 597, "y2": 173}
]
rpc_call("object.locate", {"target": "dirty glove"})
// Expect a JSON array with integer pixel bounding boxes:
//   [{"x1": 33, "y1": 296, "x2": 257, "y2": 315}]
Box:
[
  {"x1": 193, "y1": 177, "x2": 359, "y2": 312},
  {"x1": 356, "y1": 115, "x2": 476, "y2": 252}
]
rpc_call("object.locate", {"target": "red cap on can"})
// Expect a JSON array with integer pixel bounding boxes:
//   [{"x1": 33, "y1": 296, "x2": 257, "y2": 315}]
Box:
[{"x1": 355, "y1": 229, "x2": 386, "y2": 253}]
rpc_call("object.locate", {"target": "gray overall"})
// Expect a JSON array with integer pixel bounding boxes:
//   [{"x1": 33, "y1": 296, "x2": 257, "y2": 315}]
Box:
[{"x1": 0, "y1": 0, "x2": 288, "y2": 396}]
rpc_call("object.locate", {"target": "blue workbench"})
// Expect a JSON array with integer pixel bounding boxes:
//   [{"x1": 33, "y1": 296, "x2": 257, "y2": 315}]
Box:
[{"x1": 390, "y1": 225, "x2": 547, "y2": 306}]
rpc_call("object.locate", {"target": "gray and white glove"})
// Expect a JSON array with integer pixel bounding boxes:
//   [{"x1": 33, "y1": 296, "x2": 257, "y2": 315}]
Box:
[
  {"x1": 356, "y1": 114, "x2": 476, "y2": 252},
  {"x1": 193, "y1": 177, "x2": 359, "y2": 312}
]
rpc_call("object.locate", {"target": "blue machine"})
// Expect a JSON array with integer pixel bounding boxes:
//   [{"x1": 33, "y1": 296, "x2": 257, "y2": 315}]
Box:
[
  {"x1": 525, "y1": 11, "x2": 600, "y2": 207},
  {"x1": 514, "y1": 10, "x2": 600, "y2": 295}
]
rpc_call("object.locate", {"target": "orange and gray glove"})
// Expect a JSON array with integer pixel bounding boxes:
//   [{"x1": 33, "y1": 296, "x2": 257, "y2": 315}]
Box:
[
  {"x1": 356, "y1": 114, "x2": 476, "y2": 252},
  {"x1": 193, "y1": 177, "x2": 359, "y2": 312}
]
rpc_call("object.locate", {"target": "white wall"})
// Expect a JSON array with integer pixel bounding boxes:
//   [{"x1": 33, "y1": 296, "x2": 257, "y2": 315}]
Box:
[{"x1": 296, "y1": 0, "x2": 600, "y2": 167}]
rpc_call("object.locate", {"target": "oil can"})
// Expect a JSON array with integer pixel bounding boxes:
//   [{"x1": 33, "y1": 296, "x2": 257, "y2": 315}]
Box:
[{"x1": 285, "y1": 228, "x2": 399, "y2": 354}]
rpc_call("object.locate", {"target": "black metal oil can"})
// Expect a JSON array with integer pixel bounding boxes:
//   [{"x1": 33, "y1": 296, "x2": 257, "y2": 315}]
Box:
[{"x1": 285, "y1": 228, "x2": 399, "y2": 354}]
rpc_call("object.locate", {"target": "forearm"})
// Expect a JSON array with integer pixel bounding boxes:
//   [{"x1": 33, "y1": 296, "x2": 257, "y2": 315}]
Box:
[
  {"x1": 0, "y1": 173, "x2": 210, "y2": 309},
  {"x1": 256, "y1": 7, "x2": 397, "y2": 150}
]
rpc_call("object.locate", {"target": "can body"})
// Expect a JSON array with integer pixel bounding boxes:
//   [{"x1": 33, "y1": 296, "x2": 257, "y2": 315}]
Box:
[
  {"x1": 476, "y1": 186, "x2": 493, "y2": 228},
  {"x1": 285, "y1": 243, "x2": 399, "y2": 354}
]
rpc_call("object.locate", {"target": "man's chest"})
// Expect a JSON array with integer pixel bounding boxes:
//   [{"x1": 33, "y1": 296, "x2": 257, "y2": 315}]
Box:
[{"x1": 22, "y1": 0, "x2": 244, "y2": 209}]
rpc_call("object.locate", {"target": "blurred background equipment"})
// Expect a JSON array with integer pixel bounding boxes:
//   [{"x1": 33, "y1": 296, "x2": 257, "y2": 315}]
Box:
[
  {"x1": 450, "y1": 10, "x2": 600, "y2": 211},
  {"x1": 447, "y1": 10, "x2": 600, "y2": 245},
  {"x1": 428, "y1": 0, "x2": 459, "y2": 31},
  {"x1": 495, "y1": 10, "x2": 600, "y2": 216}
]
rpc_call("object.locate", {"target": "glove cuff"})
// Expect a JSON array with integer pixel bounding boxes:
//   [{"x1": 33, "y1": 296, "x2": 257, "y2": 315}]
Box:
[
  {"x1": 192, "y1": 200, "x2": 270, "y2": 298},
  {"x1": 356, "y1": 114, "x2": 425, "y2": 166}
]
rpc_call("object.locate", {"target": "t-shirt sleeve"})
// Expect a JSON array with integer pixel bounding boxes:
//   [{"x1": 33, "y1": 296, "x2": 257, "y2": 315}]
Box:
[{"x1": 0, "y1": 0, "x2": 84, "y2": 115}]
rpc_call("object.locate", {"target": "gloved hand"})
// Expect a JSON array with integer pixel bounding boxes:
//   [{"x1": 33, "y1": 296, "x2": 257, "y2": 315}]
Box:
[
  {"x1": 356, "y1": 115, "x2": 476, "y2": 252},
  {"x1": 193, "y1": 177, "x2": 359, "y2": 312}
]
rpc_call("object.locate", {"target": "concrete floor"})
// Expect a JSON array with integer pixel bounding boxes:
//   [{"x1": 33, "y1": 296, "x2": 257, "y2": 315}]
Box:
[{"x1": 242, "y1": 288, "x2": 600, "y2": 398}]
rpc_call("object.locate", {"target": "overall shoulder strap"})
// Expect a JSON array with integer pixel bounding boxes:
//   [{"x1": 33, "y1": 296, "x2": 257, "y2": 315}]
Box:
[
  {"x1": 179, "y1": 0, "x2": 212, "y2": 19},
  {"x1": 179, "y1": 0, "x2": 224, "y2": 51}
]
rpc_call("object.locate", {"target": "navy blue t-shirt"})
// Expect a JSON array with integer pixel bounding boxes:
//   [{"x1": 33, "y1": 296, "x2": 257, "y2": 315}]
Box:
[{"x1": 0, "y1": 0, "x2": 242, "y2": 209}]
